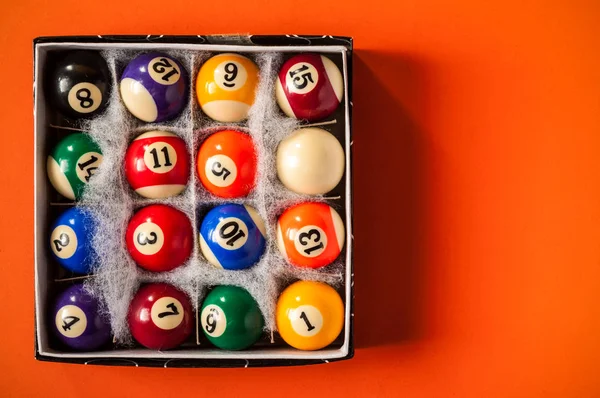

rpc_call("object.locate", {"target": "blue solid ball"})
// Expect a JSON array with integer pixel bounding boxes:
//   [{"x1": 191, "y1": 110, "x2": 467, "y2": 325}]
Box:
[
  {"x1": 49, "y1": 207, "x2": 96, "y2": 274},
  {"x1": 199, "y1": 204, "x2": 267, "y2": 270}
]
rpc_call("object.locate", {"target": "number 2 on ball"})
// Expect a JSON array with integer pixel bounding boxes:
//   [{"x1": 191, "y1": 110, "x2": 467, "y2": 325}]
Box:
[{"x1": 53, "y1": 233, "x2": 70, "y2": 252}]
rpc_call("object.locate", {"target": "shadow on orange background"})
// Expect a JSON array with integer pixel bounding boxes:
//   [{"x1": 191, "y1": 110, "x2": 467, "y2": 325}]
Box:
[{"x1": 353, "y1": 51, "x2": 431, "y2": 347}]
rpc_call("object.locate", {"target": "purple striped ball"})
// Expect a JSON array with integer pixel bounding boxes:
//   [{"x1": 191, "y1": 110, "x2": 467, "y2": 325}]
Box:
[{"x1": 120, "y1": 53, "x2": 188, "y2": 122}]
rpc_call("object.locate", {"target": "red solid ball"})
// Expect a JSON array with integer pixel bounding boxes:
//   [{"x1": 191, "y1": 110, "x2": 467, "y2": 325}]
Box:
[
  {"x1": 125, "y1": 204, "x2": 193, "y2": 272},
  {"x1": 125, "y1": 131, "x2": 190, "y2": 199},
  {"x1": 196, "y1": 130, "x2": 258, "y2": 198},
  {"x1": 128, "y1": 283, "x2": 193, "y2": 350}
]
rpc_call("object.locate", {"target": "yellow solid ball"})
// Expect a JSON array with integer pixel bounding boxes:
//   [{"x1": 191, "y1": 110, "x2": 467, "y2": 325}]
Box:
[{"x1": 276, "y1": 280, "x2": 344, "y2": 350}]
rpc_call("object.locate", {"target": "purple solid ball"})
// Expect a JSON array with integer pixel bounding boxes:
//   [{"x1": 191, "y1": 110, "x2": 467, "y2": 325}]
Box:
[
  {"x1": 52, "y1": 284, "x2": 111, "y2": 351},
  {"x1": 120, "y1": 52, "x2": 188, "y2": 122}
]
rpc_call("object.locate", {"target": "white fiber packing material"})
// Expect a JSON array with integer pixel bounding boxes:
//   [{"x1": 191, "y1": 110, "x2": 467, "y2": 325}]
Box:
[{"x1": 75, "y1": 48, "x2": 345, "y2": 346}]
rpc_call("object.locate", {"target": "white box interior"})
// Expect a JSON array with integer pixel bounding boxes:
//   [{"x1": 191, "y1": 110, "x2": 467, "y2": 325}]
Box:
[{"x1": 34, "y1": 41, "x2": 352, "y2": 362}]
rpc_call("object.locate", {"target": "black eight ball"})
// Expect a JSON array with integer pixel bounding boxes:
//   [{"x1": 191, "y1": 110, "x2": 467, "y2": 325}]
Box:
[{"x1": 46, "y1": 51, "x2": 111, "y2": 119}]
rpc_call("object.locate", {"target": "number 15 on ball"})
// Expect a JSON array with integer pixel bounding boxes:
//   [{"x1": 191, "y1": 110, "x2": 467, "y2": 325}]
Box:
[{"x1": 276, "y1": 53, "x2": 344, "y2": 122}]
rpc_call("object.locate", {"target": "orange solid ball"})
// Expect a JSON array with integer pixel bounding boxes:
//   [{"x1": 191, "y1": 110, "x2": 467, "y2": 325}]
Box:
[
  {"x1": 277, "y1": 202, "x2": 345, "y2": 269},
  {"x1": 196, "y1": 130, "x2": 258, "y2": 198}
]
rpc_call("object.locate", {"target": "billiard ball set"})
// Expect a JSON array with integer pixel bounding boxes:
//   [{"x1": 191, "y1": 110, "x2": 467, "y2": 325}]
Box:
[{"x1": 34, "y1": 35, "x2": 353, "y2": 367}]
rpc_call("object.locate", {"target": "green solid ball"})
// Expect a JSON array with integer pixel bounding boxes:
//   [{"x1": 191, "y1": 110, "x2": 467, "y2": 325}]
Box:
[
  {"x1": 200, "y1": 286, "x2": 264, "y2": 350},
  {"x1": 47, "y1": 133, "x2": 103, "y2": 200}
]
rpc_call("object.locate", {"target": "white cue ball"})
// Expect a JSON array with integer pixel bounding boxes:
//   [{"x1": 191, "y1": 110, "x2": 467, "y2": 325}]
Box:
[{"x1": 276, "y1": 127, "x2": 345, "y2": 195}]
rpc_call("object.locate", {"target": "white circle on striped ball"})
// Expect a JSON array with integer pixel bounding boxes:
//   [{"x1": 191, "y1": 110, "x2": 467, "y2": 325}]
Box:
[
  {"x1": 143, "y1": 141, "x2": 177, "y2": 174},
  {"x1": 75, "y1": 151, "x2": 103, "y2": 184},
  {"x1": 276, "y1": 53, "x2": 343, "y2": 121},
  {"x1": 285, "y1": 62, "x2": 319, "y2": 95},
  {"x1": 276, "y1": 127, "x2": 345, "y2": 195},
  {"x1": 214, "y1": 60, "x2": 248, "y2": 91},
  {"x1": 293, "y1": 225, "x2": 328, "y2": 258},
  {"x1": 148, "y1": 56, "x2": 182, "y2": 86},
  {"x1": 214, "y1": 217, "x2": 249, "y2": 251}
]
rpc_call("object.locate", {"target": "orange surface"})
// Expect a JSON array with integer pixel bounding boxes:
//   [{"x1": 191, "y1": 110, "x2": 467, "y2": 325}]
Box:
[{"x1": 1, "y1": 0, "x2": 599, "y2": 396}]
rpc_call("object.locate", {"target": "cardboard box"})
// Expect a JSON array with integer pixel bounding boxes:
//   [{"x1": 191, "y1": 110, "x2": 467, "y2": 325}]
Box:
[{"x1": 34, "y1": 35, "x2": 353, "y2": 367}]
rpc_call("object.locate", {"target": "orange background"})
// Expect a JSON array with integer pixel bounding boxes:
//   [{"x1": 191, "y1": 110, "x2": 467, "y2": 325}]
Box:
[{"x1": 1, "y1": 0, "x2": 599, "y2": 396}]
